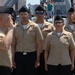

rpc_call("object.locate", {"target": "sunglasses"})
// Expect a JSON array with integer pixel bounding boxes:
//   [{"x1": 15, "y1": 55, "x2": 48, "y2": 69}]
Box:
[
  {"x1": 72, "y1": 22, "x2": 75, "y2": 24},
  {"x1": 35, "y1": 12, "x2": 44, "y2": 15}
]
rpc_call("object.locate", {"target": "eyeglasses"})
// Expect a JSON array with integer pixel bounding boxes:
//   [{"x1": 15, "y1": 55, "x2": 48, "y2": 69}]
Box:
[
  {"x1": 35, "y1": 12, "x2": 44, "y2": 15},
  {"x1": 55, "y1": 22, "x2": 63, "y2": 24},
  {"x1": 72, "y1": 22, "x2": 75, "y2": 24}
]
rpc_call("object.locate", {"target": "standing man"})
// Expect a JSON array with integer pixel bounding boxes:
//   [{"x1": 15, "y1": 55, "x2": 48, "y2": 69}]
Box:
[
  {"x1": 64, "y1": 8, "x2": 75, "y2": 75},
  {"x1": 12, "y1": 6, "x2": 43, "y2": 75},
  {"x1": 64, "y1": 7, "x2": 75, "y2": 42},
  {"x1": 0, "y1": 6, "x2": 14, "y2": 75},
  {"x1": 64, "y1": 7, "x2": 75, "y2": 75},
  {"x1": 70, "y1": 12, "x2": 75, "y2": 75},
  {"x1": 44, "y1": 15, "x2": 75, "y2": 75},
  {"x1": 34, "y1": 5, "x2": 54, "y2": 75},
  {"x1": 47, "y1": 0, "x2": 53, "y2": 18}
]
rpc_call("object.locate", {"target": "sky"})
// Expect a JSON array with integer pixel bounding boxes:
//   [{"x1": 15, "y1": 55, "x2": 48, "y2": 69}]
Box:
[{"x1": 26, "y1": 0, "x2": 40, "y2": 7}]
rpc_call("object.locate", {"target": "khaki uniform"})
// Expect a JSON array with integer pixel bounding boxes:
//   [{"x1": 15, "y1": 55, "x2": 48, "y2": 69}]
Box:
[
  {"x1": 0, "y1": 29, "x2": 12, "y2": 68},
  {"x1": 14, "y1": 20, "x2": 43, "y2": 52},
  {"x1": 35, "y1": 20, "x2": 54, "y2": 50},
  {"x1": 45, "y1": 30, "x2": 75, "y2": 65},
  {"x1": 64, "y1": 25, "x2": 75, "y2": 41},
  {"x1": 64, "y1": 25, "x2": 75, "y2": 75},
  {"x1": 33, "y1": 20, "x2": 54, "y2": 75}
]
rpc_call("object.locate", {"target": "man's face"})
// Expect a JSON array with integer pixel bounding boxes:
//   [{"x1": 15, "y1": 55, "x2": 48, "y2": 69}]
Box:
[
  {"x1": 54, "y1": 20, "x2": 64, "y2": 30},
  {"x1": 67, "y1": 12, "x2": 73, "y2": 22},
  {"x1": 35, "y1": 11, "x2": 45, "y2": 19},
  {"x1": 2, "y1": 13, "x2": 12, "y2": 28},
  {"x1": 71, "y1": 13, "x2": 75, "y2": 24},
  {"x1": 19, "y1": 12, "x2": 29, "y2": 22}
]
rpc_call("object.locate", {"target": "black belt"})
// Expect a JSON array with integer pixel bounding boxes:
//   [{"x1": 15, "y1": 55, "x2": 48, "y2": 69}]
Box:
[
  {"x1": 0, "y1": 66, "x2": 12, "y2": 70},
  {"x1": 15, "y1": 51, "x2": 36, "y2": 55}
]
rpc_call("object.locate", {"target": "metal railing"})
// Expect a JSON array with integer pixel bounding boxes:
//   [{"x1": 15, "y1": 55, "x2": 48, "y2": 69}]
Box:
[{"x1": 4, "y1": 0, "x2": 18, "y2": 7}]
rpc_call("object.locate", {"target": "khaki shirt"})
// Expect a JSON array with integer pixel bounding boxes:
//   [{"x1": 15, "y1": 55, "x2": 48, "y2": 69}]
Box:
[
  {"x1": 45, "y1": 30, "x2": 75, "y2": 65},
  {"x1": 14, "y1": 20, "x2": 43, "y2": 52},
  {"x1": 35, "y1": 20, "x2": 54, "y2": 50},
  {"x1": 0, "y1": 29, "x2": 12, "y2": 68},
  {"x1": 64, "y1": 25, "x2": 75, "y2": 41}
]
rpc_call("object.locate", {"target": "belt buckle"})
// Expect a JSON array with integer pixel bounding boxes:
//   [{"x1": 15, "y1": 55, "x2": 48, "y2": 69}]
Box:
[{"x1": 23, "y1": 52, "x2": 27, "y2": 55}]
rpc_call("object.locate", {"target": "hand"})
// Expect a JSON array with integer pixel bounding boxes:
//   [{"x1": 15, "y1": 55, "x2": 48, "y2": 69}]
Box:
[
  {"x1": 35, "y1": 60, "x2": 40, "y2": 68},
  {"x1": 8, "y1": 15, "x2": 14, "y2": 28},
  {"x1": 71, "y1": 64, "x2": 74, "y2": 71},
  {"x1": 12, "y1": 60, "x2": 16, "y2": 68},
  {"x1": 45, "y1": 64, "x2": 48, "y2": 71}
]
